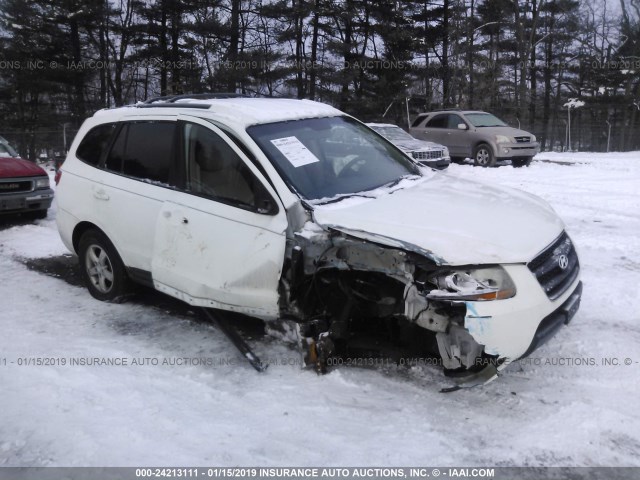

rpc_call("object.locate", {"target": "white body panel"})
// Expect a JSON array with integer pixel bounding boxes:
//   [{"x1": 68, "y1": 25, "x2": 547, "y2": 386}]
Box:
[
  {"x1": 151, "y1": 196, "x2": 286, "y2": 317},
  {"x1": 313, "y1": 173, "x2": 564, "y2": 265},
  {"x1": 464, "y1": 265, "x2": 580, "y2": 360}
]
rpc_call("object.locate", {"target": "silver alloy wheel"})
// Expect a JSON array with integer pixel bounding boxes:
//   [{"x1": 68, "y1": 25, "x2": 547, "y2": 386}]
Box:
[
  {"x1": 476, "y1": 148, "x2": 490, "y2": 166},
  {"x1": 85, "y1": 244, "x2": 114, "y2": 293}
]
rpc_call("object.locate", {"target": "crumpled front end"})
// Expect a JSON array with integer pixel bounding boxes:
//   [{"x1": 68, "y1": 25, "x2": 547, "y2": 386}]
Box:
[{"x1": 278, "y1": 214, "x2": 582, "y2": 388}]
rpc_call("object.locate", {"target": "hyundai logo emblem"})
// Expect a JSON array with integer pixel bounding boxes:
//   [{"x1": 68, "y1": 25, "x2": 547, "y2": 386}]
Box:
[{"x1": 558, "y1": 254, "x2": 569, "y2": 270}]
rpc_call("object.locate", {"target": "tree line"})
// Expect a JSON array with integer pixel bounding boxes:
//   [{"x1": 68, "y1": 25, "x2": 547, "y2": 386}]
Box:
[{"x1": 0, "y1": 0, "x2": 638, "y2": 159}]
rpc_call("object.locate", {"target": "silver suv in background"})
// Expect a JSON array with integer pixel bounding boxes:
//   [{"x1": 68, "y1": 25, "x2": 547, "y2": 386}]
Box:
[
  {"x1": 366, "y1": 123, "x2": 450, "y2": 170},
  {"x1": 409, "y1": 110, "x2": 539, "y2": 167}
]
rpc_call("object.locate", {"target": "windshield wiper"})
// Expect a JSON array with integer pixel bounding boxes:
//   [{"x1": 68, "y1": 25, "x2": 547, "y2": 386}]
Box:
[
  {"x1": 313, "y1": 175, "x2": 420, "y2": 206},
  {"x1": 313, "y1": 192, "x2": 376, "y2": 206},
  {"x1": 384, "y1": 174, "x2": 422, "y2": 189}
]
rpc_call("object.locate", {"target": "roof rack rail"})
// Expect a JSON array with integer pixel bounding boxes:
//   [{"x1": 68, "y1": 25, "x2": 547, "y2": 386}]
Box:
[
  {"x1": 135, "y1": 103, "x2": 212, "y2": 109},
  {"x1": 142, "y1": 92, "x2": 249, "y2": 104}
]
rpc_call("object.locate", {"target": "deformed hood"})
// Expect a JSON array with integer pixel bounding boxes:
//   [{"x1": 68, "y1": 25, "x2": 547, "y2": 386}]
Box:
[{"x1": 312, "y1": 173, "x2": 564, "y2": 265}]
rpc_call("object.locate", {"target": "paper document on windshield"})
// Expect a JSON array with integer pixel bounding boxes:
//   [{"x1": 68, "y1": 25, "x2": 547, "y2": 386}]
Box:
[{"x1": 270, "y1": 136, "x2": 320, "y2": 168}]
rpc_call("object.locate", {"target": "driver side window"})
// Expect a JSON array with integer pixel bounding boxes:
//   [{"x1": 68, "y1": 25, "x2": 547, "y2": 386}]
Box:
[
  {"x1": 182, "y1": 122, "x2": 269, "y2": 212},
  {"x1": 426, "y1": 115, "x2": 448, "y2": 128},
  {"x1": 447, "y1": 114, "x2": 465, "y2": 129}
]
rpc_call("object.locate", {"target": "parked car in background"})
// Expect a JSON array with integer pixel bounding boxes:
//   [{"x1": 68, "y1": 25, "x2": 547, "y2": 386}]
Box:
[
  {"x1": 409, "y1": 110, "x2": 539, "y2": 167},
  {"x1": 366, "y1": 123, "x2": 450, "y2": 170},
  {"x1": 0, "y1": 138, "x2": 54, "y2": 219},
  {"x1": 56, "y1": 95, "x2": 581, "y2": 387}
]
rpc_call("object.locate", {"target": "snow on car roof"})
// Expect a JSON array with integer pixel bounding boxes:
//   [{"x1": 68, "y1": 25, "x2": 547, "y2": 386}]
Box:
[{"x1": 94, "y1": 98, "x2": 344, "y2": 127}]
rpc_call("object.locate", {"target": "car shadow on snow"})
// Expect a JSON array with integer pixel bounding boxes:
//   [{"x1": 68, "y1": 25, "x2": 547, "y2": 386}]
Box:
[
  {"x1": 20, "y1": 254, "x2": 450, "y2": 387},
  {"x1": 21, "y1": 253, "x2": 267, "y2": 339},
  {"x1": 0, "y1": 214, "x2": 45, "y2": 231}
]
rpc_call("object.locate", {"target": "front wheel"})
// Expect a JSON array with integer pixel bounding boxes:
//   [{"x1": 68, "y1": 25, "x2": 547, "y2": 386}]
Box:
[
  {"x1": 473, "y1": 144, "x2": 496, "y2": 167},
  {"x1": 78, "y1": 230, "x2": 129, "y2": 301},
  {"x1": 512, "y1": 157, "x2": 533, "y2": 168}
]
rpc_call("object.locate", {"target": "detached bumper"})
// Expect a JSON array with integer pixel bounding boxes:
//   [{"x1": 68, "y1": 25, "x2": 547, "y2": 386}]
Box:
[
  {"x1": 0, "y1": 188, "x2": 54, "y2": 215},
  {"x1": 463, "y1": 264, "x2": 581, "y2": 362},
  {"x1": 521, "y1": 281, "x2": 582, "y2": 358}
]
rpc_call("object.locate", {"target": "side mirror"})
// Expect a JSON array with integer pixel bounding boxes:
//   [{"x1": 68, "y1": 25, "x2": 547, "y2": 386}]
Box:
[
  {"x1": 457, "y1": 123, "x2": 468, "y2": 130},
  {"x1": 256, "y1": 196, "x2": 279, "y2": 215}
]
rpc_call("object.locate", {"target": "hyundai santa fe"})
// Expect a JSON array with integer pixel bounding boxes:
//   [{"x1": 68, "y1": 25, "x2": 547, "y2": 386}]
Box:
[{"x1": 56, "y1": 94, "x2": 581, "y2": 387}]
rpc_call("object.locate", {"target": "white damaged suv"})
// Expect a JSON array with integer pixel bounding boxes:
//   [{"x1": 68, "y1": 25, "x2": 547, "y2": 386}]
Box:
[{"x1": 56, "y1": 94, "x2": 582, "y2": 387}]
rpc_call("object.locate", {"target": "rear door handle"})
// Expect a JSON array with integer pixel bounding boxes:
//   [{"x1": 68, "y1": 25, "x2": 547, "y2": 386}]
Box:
[{"x1": 93, "y1": 189, "x2": 109, "y2": 201}]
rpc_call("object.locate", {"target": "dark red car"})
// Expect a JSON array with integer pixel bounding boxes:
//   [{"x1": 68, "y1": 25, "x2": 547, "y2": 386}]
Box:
[{"x1": 0, "y1": 141, "x2": 54, "y2": 219}]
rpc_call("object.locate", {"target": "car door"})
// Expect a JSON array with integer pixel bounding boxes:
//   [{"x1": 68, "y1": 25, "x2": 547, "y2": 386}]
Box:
[
  {"x1": 413, "y1": 114, "x2": 448, "y2": 145},
  {"x1": 442, "y1": 114, "x2": 470, "y2": 157},
  {"x1": 97, "y1": 116, "x2": 179, "y2": 273},
  {"x1": 151, "y1": 116, "x2": 288, "y2": 319}
]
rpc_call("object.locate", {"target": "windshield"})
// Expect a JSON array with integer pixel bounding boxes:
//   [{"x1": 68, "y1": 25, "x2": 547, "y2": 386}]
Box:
[
  {"x1": 0, "y1": 143, "x2": 19, "y2": 157},
  {"x1": 247, "y1": 116, "x2": 419, "y2": 201},
  {"x1": 465, "y1": 113, "x2": 508, "y2": 127}
]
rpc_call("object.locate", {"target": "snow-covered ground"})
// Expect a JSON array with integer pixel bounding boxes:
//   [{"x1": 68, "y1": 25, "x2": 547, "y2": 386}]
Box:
[{"x1": 1, "y1": 153, "x2": 639, "y2": 467}]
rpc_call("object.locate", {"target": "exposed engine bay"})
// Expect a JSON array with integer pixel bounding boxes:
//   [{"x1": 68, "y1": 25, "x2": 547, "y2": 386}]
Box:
[{"x1": 277, "y1": 215, "x2": 503, "y2": 387}]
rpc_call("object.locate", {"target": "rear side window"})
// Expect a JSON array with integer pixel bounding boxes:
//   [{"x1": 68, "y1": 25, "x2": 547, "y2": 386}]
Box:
[
  {"x1": 411, "y1": 114, "x2": 428, "y2": 128},
  {"x1": 76, "y1": 123, "x2": 117, "y2": 166},
  {"x1": 426, "y1": 114, "x2": 448, "y2": 128},
  {"x1": 123, "y1": 122, "x2": 175, "y2": 183},
  {"x1": 105, "y1": 124, "x2": 127, "y2": 172},
  {"x1": 104, "y1": 121, "x2": 176, "y2": 185}
]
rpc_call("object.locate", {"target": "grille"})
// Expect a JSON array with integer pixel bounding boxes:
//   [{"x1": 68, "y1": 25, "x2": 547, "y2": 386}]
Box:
[
  {"x1": 0, "y1": 180, "x2": 33, "y2": 194},
  {"x1": 514, "y1": 136, "x2": 531, "y2": 143},
  {"x1": 412, "y1": 150, "x2": 445, "y2": 160},
  {"x1": 528, "y1": 232, "x2": 580, "y2": 300}
]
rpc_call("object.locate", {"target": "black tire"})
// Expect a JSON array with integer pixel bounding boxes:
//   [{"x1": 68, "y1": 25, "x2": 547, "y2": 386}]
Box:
[
  {"x1": 78, "y1": 229, "x2": 130, "y2": 301},
  {"x1": 512, "y1": 157, "x2": 533, "y2": 168},
  {"x1": 473, "y1": 143, "x2": 496, "y2": 167}
]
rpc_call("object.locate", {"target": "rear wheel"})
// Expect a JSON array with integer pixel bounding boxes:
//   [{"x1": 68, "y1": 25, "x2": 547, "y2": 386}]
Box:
[
  {"x1": 78, "y1": 230, "x2": 129, "y2": 301},
  {"x1": 512, "y1": 157, "x2": 533, "y2": 168},
  {"x1": 473, "y1": 144, "x2": 496, "y2": 167}
]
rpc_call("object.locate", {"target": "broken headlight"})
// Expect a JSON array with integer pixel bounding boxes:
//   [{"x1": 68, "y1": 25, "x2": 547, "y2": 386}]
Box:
[{"x1": 427, "y1": 267, "x2": 516, "y2": 301}]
